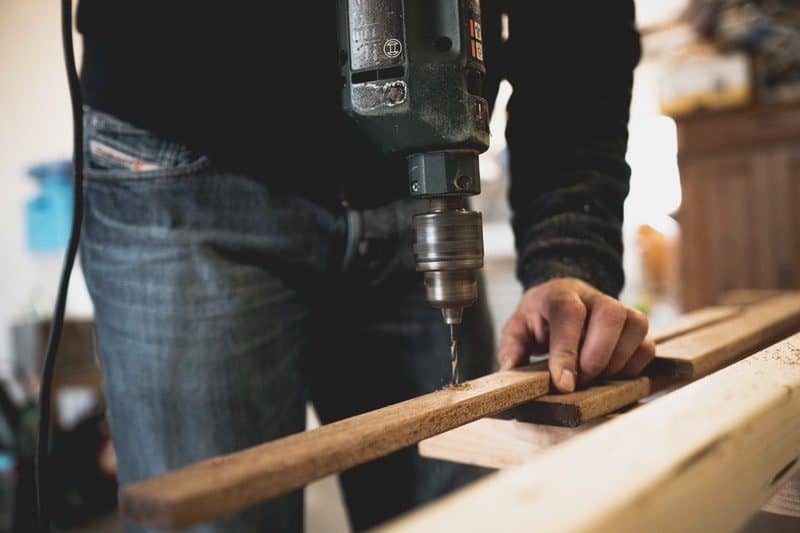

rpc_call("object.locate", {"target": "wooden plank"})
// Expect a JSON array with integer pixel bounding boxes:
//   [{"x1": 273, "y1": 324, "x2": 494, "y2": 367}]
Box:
[
  {"x1": 649, "y1": 305, "x2": 740, "y2": 343},
  {"x1": 656, "y1": 292, "x2": 800, "y2": 377},
  {"x1": 381, "y1": 333, "x2": 800, "y2": 533},
  {"x1": 508, "y1": 292, "x2": 800, "y2": 427},
  {"x1": 718, "y1": 289, "x2": 784, "y2": 306},
  {"x1": 120, "y1": 365, "x2": 550, "y2": 529},
  {"x1": 502, "y1": 375, "x2": 664, "y2": 427},
  {"x1": 418, "y1": 417, "x2": 599, "y2": 469}
]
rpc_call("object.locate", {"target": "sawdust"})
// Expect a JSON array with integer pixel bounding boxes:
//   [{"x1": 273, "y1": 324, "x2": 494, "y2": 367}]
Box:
[
  {"x1": 443, "y1": 382, "x2": 471, "y2": 391},
  {"x1": 764, "y1": 345, "x2": 800, "y2": 366}
]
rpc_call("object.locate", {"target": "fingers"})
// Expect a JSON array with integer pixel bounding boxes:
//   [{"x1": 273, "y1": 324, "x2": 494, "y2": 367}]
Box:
[
  {"x1": 497, "y1": 309, "x2": 530, "y2": 370},
  {"x1": 603, "y1": 309, "x2": 649, "y2": 377},
  {"x1": 620, "y1": 338, "x2": 656, "y2": 377},
  {"x1": 495, "y1": 278, "x2": 654, "y2": 394},
  {"x1": 577, "y1": 295, "x2": 627, "y2": 383},
  {"x1": 542, "y1": 291, "x2": 586, "y2": 393}
]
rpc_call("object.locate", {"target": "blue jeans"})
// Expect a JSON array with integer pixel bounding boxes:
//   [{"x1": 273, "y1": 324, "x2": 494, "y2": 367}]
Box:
[{"x1": 80, "y1": 109, "x2": 495, "y2": 531}]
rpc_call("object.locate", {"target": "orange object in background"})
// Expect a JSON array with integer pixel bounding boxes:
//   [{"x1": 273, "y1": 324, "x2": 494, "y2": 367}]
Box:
[{"x1": 637, "y1": 223, "x2": 678, "y2": 294}]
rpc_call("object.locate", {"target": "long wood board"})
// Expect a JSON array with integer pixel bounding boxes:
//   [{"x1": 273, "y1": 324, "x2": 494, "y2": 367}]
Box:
[
  {"x1": 649, "y1": 305, "x2": 740, "y2": 343},
  {"x1": 418, "y1": 417, "x2": 600, "y2": 469},
  {"x1": 656, "y1": 292, "x2": 800, "y2": 377},
  {"x1": 383, "y1": 333, "x2": 800, "y2": 532},
  {"x1": 120, "y1": 366, "x2": 549, "y2": 528},
  {"x1": 507, "y1": 292, "x2": 800, "y2": 426}
]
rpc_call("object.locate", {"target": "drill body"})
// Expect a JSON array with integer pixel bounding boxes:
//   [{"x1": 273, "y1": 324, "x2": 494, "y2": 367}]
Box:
[{"x1": 337, "y1": 0, "x2": 490, "y2": 325}]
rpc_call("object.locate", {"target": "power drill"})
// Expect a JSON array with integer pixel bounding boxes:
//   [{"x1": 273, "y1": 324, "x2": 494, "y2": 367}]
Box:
[{"x1": 337, "y1": 0, "x2": 490, "y2": 380}]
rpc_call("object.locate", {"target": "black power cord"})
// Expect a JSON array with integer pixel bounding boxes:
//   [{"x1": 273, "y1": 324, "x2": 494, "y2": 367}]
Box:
[{"x1": 36, "y1": 0, "x2": 84, "y2": 529}]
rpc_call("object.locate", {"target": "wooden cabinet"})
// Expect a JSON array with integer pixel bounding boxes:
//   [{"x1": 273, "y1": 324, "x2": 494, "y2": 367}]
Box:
[{"x1": 675, "y1": 103, "x2": 800, "y2": 310}]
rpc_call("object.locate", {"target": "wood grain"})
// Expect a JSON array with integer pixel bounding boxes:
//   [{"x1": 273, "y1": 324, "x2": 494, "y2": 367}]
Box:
[
  {"x1": 718, "y1": 289, "x2": 783, "y2": 307},
  {"x1": 508, "y1": 293, "x2": 800, "y2": 427},
  {"x1": 656, "y1": 292, "x2": 800, "y2": 377},
  {"x1": 382, "y1": 333, "x2": 800, "y2": 533},
  {"x1": 675, "y1": 102, "x2": 800, "y2": 310},
  {"x1": 418, "y1": 417, "x2": 599, "y2": 469},
  {"x1": 120, "y1": 366, "x2": 549, "y2": 528},
  {"x1": 502, "y1": 375, "x2": 661, "y2": 427},
  {"x1": 649, "y1": 305, "x2": 740, "y2": 343}
]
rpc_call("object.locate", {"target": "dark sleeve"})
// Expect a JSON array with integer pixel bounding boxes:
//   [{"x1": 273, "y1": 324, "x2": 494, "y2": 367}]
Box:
[{"x1": 503, "y1": 1, "x2": 641, "y2": 296}]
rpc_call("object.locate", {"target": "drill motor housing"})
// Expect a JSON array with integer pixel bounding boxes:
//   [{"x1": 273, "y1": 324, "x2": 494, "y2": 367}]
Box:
[{"x1": 338, "y1": 0, "x2": 489, "y2": 325}]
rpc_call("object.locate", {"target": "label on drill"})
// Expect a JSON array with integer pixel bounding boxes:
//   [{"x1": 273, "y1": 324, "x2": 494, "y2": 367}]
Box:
[
  {"x1": 348, "y1": 0, "x2": 405, "y2": 71},
  {"x1": 468, "y1": 0, "x2": 484, "y2": 64}
]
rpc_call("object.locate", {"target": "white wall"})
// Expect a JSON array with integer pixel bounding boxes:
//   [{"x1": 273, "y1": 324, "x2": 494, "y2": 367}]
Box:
[{"x1": 0, "y1": 0, "x2": 89, "y2": 369}]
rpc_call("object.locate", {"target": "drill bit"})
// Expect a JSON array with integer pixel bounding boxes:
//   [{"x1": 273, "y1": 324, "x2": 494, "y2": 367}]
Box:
[{"x1": 449, "y1": 324, "x2": 460, "y2": 385}]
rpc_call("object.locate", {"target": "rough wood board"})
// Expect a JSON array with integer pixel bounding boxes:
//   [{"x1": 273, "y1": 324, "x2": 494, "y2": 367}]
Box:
[
  {"x1": 120, "y1": 366, "x2": 550, "y2": 529},
  {"x1": 656, "y1": 291, "x2": 800, "y2": 377},
  {"x1": 381, "y1": 333, "x2": 800, "y2": 533},
  {"x1": 502, "y1": 376, "x2": 655, "y2": 427},
  {"x1": 649, "y1": 305, "x2": 740, "y2": 343},
  {"x1": 418, "y1": 418, "x2": 599, "y2": 469},
  {"x1": 509, "y1": 292, "x2": 800, "y2": 427},
  {"x1": 718, "y1": 289, "x2": 784, "y2": 306}
]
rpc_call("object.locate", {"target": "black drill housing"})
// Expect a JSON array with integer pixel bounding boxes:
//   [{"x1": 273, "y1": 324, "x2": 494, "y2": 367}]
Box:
[{"x1": 337, "y1": 0, "x2": 490, "y2": 197}]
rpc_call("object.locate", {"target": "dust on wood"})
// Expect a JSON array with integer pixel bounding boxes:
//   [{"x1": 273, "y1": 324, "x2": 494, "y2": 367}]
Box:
[
  {"x1": 443, "y1": 382, "x2": 472, "y2": 391},
  {"x1": 759, "y1": 342, "x2": 800, "y2": 366}
]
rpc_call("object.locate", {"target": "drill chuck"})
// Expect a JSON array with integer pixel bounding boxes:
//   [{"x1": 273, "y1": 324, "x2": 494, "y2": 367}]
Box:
[{"x1": 413, "y1": 197, "x2": 484, "y2": 325}]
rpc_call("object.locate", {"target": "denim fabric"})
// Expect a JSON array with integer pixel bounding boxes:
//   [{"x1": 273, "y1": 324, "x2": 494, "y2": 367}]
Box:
[{"x1": 80, "y1": 109, "x2": 495, "y2": 532}]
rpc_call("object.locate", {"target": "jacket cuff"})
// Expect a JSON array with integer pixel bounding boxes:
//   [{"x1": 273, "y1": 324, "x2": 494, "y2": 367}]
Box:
[{"x1": 517, "y1": 255, "x2": 625, "y2": 298}]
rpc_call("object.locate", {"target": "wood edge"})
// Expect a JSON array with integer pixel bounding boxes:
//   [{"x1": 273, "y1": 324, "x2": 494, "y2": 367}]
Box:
[
  {"x1": 500, "y1": 377, "x2": 652, "y2": 427},
  {"x1": 120, "y1": 368, "x2": 551, "y2": 528},
  {"x1": 574, "y1": 378, "x2": 652, "y2": 422},
  {"x1": 649, "y1": 306, "x2": 742, "y2": 344},
  {"x1": 379, "y1": 333, "x2": 800, "y2": 532},
  {"x1": 500, "y1": 401, "x2": 582, "y2": 427},
  {"x1": 417, "y1": 418, "x2": 596, "y2": 469},
  {"x1": 717, "y1": 289, "x2": 787, "y2": 307},
  {"x1": 647, "y1": 358, "x2": 692, "y2": 379}
]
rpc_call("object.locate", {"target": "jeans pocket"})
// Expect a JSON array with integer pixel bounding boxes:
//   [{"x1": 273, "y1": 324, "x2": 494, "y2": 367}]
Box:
[{"x1": 83, "y1": 108, "x2": 211, "y2": 181}]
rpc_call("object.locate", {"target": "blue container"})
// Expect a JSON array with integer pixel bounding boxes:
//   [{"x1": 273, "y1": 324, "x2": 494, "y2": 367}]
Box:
[{"x1": 25, "y1": 161, "x2": 73, "y2": 252}]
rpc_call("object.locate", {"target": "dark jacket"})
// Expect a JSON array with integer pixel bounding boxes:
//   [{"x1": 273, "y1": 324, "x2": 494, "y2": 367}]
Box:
[{"x1": 77, "y1": 1, "x2": 641, "y2": 296}]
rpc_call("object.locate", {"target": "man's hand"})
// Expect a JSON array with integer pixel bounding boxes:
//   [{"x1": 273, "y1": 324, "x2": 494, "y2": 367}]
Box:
[{"x1": 497, "y1": 278, "x2": 655, "y2": 393}]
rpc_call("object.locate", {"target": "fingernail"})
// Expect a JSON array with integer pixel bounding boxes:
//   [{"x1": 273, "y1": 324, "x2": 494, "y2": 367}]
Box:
[{"x1": 559, "y1": 369, "x2": 576, "y2": 392}]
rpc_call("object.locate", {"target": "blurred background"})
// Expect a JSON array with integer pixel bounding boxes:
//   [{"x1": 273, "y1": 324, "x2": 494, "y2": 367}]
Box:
[{"x1": 1, "y1": 0, "x2": 799, "y2": 531}]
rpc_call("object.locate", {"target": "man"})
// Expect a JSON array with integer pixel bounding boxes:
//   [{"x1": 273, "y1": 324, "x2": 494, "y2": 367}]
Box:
[{"x1": 77, "y1": 1, "x2": 652, "y2": 531}]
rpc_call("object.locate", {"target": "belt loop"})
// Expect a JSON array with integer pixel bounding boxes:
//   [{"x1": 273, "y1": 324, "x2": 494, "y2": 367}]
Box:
[{"x1": 341, "y1": 209, "x2": 362, "y2": 272}]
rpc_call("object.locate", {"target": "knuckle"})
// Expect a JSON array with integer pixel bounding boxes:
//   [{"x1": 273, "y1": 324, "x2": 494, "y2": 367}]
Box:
[
  {"x1": 581, "y1": 356, "x2": 607, "y2": 376},
  {"x1": 642, "y1": 342, "x2": 657, "y2": 362},
  {"x1": 548, "y1": 293, "x2": 586, "y2": 322},
  {"x1": 595, "y1": 299, "x2": 626, "y2": 326},
  {"x1": 553, "y1": 347, "x2": 579, "y2": 359},
  {"x1": 627, "y1": 309, "x2": 649, "y2": 335}
]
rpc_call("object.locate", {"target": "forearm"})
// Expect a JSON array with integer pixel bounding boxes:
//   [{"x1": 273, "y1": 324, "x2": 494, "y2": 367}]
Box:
[{"x1": 504, "y1": 1, "x2": 641, "y2": 296}]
